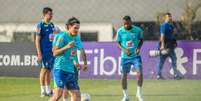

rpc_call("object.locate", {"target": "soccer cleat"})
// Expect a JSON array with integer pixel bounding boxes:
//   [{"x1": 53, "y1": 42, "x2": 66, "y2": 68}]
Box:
[
  {"x1": 174, "y1": 75, "x2": 183, "y2": 80},
  {"x1": 136, "y1": 94, "x2": 144, "y2": 101},
  {"x1": 45, "y1": 90, "x2": 53, "y2": 97},
  {"x1": 121, "y1": 96, "x2": 129, "y2": 101},
  {"x1": 157, "y1": 75, "x2": 165, "y2": 80}
]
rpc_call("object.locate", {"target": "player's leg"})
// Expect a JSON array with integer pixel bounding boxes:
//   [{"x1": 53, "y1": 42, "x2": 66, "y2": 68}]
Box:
[
  {"x1": 49, "y1": 87, "x2": 63, "y2": 101},
  {"x1": 67, "y1": 73, "x2": 81, "y2": 101},
  {"x1": 169, "y1": 49, "x2": 182, "y2": 80},
  {"x1": 63, "y1": 87, "x2": 69, "y2": 101},
  {"x1": 40, "y1": 68, "x2": 46, "y2": 96},
  {"x1": 49, "y1": 69, "x2": 66, "y2": 101},
  {"x1": 70, "y1": 66, "x2": 80, "y2": 101},
  {"x1": 156, "y1": 55, "x2": 167, "y2": 79},
  {"x1": 45, "y1": 69, "x2": 52, "y2": 95},
  {"x1": 45, "y1": 56, "x2": 54, "y2": 95},
  {"x1": 39, "y1": 60, "x2": 47, "y2": 97},
  {"x1": 62, "y1": 66, "x2": 79, "y2": 101},
  {"x1": 133, "y1": 56, "x2": 143, "y2": 101},
  {"x1": 121, "y1": 73, "x2": 129, "y2": 101},
  {"x1": 121, "y1": 59, "x2": 131, "y2": 101},
  {"x1": 70, "y1": 90, "x2": 81, "y2": 101}
]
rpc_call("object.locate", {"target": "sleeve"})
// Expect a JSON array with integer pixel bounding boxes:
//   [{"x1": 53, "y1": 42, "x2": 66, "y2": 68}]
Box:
[
  {"x1": 75, "y1": 35, "x2": 83, "y2": 50},
  {"x1": 52, "y1": 34, "x2": 64, "y2": 48},
  {"x1": 36, "y1": 22, "x2": 41, "y2": 36},
  {"x1": 160, "y1": 24, "x2": 166, "y2": 35},
  {"x1": 116, "y1": 29, "x2": 122, "y2": 42}
]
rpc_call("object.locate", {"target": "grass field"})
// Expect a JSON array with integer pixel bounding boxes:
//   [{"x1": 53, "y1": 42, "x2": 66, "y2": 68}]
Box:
[{"x1": 0, "y1": 77, "x2": 201, "y2": 101}]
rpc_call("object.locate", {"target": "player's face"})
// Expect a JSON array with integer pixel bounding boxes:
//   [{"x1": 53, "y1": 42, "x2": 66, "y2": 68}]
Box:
[
  {"x1": 68, "y1": 24, "x2": 80, "y2": 36},
  {"x1": 165, "y1": 14, "x2": 172, "y2": 22},
  {"x1": 44, "y1": 11, "x2": 53, "y2": 21},
  {"x1": 123, "y1": 20, "x2": 132, "y2": 30}
]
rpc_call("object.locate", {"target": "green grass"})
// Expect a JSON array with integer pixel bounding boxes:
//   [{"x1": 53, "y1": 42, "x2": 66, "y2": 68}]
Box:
[{"x1": 0, "y1": 77, "x2": 201, "y2": 101}]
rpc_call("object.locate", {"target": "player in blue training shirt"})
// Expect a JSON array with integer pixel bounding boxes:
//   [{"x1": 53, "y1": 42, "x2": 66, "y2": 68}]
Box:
[
  {"x1": 35, "y1": 7, "x2": 55, "y2": 97},
  {"x1": 116, "y1": 16, "x2": 144, "y2": 101},
  {"x1": 49, "y1": 17, "x2": 88, "y2": 101}
]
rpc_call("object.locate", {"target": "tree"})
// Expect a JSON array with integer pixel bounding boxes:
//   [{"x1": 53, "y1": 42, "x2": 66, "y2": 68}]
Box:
[{"x1": 181, "y1": 0, "x2": 201, "y2": 40}]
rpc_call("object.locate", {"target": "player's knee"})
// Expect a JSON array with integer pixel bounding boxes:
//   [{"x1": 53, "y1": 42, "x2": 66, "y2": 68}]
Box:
[
  {"x1": 54, "y1": 93, "x2": 62, "y2": 100},
  {"x1": 53, "y1": 90, "x2": 63, "y2": 100},
  {"x1": 71, "y1": 90, "x2": 81, "y2": 101},
  {"x1": 136, "y1": 71, "x2": 143, "y2": 78},
  {"x1": 121, "y1": 73, "x2": 127, "y2": 79},
  {"x1": 63, "y1": 91, "x2": 69, "y2": 98}
]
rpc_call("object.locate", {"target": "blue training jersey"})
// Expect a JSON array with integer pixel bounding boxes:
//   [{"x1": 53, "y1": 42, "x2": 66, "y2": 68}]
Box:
[
  {"x1": 116, "y1": 25, "x2": 143, "y2": 59},
  {"x1": 53, "y1": 31, "x2": 83, "y2": 73},
  {"x1": 36, "y1": 20, "x2": 55, "y2": 54},
  {"x1": 159, "y1": 22, "x2": 176, "y2": 49}
]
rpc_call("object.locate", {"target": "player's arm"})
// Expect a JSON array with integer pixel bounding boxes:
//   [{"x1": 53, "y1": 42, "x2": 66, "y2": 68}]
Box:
[
  {"x1": 35, "y1": 35, "x2": 42, "y2": 61},
  {"x1": 76, "y1": 35, "x2": 88, "y2": 71},
  {"x1": 80, "y1": 48, "x2": 87, "y2": 70},
  {"x1": 52, "y1": 35, "x2": 74, "y2": 56},
  {"x1": 117, "y1": 42, "x2": 123, "y2": 50},
  {"x1": 135, "y1": 31, "x2": 144, "y2": 54},
  {"x1": 137, "y1": 32, "x2": 144, "y2": 49},
  {"x1": 160, "y1": 24, "x2": 165, "y2": 49},
  {"x1": 52, "y1": 41, "x2": 74, "y2": 56},
  {"x1": 35, "y1": 23, "x2": 42, "y2": 62},
  {"x1": 160, "y1": 34, "x2": 165, "y2": 49}
]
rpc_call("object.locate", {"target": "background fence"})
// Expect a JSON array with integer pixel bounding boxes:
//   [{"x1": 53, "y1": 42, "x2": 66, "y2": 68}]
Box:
[{"x1": 0, "y1": 0, "x2": 201, "y2": 42}]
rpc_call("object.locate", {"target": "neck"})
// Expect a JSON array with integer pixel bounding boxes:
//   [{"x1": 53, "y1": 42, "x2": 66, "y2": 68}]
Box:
[
  {"x1": 43, "y1": 18, "x2": 50, "y2": 23},
  {"x1": 165, "y1": 19, "x2": 169, "y2": 23},
  {"x1": 67, "y1": 31, "x2": 74, "y2": 36},
  {"x1": 125, "y1": 26, "x2": 132, "y2": 30}
]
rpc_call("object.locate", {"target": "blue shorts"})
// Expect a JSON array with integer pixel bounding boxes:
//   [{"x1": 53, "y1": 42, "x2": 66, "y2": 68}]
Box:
[
  {"x1": 41, "y1": 53, "x2": 54, "y2": 69},
  {"x1": 121, "y1": 56, "x2": 142, "y2": 74},
  {"x1": 53, "y1": 69, "x2": 80, "y2": 90}
]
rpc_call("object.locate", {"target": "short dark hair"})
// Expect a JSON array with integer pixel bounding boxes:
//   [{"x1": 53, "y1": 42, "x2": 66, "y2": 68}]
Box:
[
  {"x1": 165, "y1": 12, "x2": 171, "y2": 16},
  {"x1": 43, "y1": 7, "x2": 52, "y2": 15},
  {"x1": 66, "y1": 17, "x2": 80, "y2": 26},
  {"x1": 123, "y1": 15, "x2": 131, "y2": 21}
]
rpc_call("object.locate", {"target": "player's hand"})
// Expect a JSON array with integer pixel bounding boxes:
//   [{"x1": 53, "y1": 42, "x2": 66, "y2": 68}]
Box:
[
  {"x1": 160, "y1": 45, "x2": 165, "y2": 50},
  {"x1": 83, "y1": 64, "x2": 88, "y2": 71},
  {"x1": 135, "y1": 48, "x2": 140, "y2": 55},
  {"x1": 37, "y1": 53, "x2": 42, "y2": 63},
  {"x1": 123, "y1": 48, "x2": 131, "y2": 56},
  {"x1": 66, "y1": 41, "x2": 75, "y2": 48},
  {"x1": 75, "y1": 63, "x2": 81, "y2": 70}
]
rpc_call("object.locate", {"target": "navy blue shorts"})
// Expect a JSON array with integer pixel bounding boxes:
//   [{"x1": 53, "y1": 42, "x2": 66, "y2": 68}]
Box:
[
  {"x1": 40, "y1": 53, "x2": 54, "y2": 69},
  {"x1": 53, "y1": 69, "x2": 80, "y2": 90}
]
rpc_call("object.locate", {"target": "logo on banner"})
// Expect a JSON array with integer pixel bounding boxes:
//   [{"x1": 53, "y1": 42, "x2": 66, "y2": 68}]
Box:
[{"x1": 169, "y1": 48, "x2": 188, "y2": 75}]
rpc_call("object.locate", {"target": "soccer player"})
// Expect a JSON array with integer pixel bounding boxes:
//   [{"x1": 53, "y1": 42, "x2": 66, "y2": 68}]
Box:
[
  {"x1": 156, "y1": 13, "x2": 182, "y2": 80},
  {"x1": 35, "y1": 7, "x2": 55, "y2": 97},
  {"x1": 117, "y1": 16, "x2": 144, "y2": 101},
  {"x1": 49, "y1": 17, "x2": 88, "y2": 101}
]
